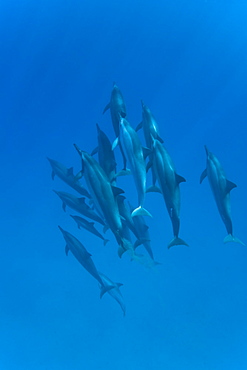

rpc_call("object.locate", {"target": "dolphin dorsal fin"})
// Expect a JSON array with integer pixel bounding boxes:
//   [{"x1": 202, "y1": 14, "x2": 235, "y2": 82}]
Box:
[
  {"x1": 135, "y1": 122, "x2": 143, "y2": 132},
  {"x1": 226, "y1": 179, "x2": 237, "y2": 193},
  {"x1": 67, "y1": 167, "x2": 74, "y2": 176},
  {"x1": 142, "y1": 147, "x2": 152, "y2": 159},
  {"x1": 112, "y1": 185, "x2": 125, "y2": 197},
  {"x1": 175, "y1": 173, "x2": 186, "y2": 184},
  {"x1": 200, "y1": 169, "x2": 207, "y2": 184}
]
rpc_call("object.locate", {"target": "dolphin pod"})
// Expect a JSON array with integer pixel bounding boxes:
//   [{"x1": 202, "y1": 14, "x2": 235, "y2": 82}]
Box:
[{"x1": 49, "y1": 84, "x2": 245, "y2": 316}]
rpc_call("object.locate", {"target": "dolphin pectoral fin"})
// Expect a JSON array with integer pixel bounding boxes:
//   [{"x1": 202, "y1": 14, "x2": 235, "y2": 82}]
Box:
[
  {"x1": 118, "y1": 246, "x2": 127, "y2": 258},
  {"x1": 103, "y1": 224, "x2": 109, "y2": 233},
  {"x1": 200, "y1": 169, "x2": 207, "y2": 184},
  {"x1": 112, "y1": 137, "x2": 119, "y2": 150},
  {"x1": 65, "y1": 244, "x2": 70, "y2": 255},
  {"x1": 103, "y1": 239, "x2": 110, "y2": 246},
  {"x1": 223, "y1": 234, "x2": 246, "y2": 246},
  {"x1": 131, "y1": 206, "x2": 152, "y2": 218},
  {"x1": 91, "y1": 146, "x2": 98, "y2": 156},
  {"x1": 103, "y1": 102, "x2": 110, "y2": 114},
  {"x1": 175, "y1": 173, "x2": 186, "y2": 184},
  {"x1": 146, "y1": 185, "x2": 162, "y2": 194},
  {"x1": 115, "y1": 168, "x2": 131, "y2": 178},
  {"x1": 168, "y1": 237, "x2": 189, "y2": 249},
  {"x1": 157, "y1": 134, "x2": 164, "y2": 144},
  {"x1": 75, "y1": 170, "x2": 83, "y2": 181},
  {"x1": 142, "y1": 147, "x2": 152, "y2": 159},
  {"x1": 116, "y1": 283, "x2": 123, "y2": 288},
  {"x1": 135, "y1": 121, "x2": 143, "y2": 131},
  {"x1": 51, "y1": 170, "x2": 55, "y2": 180},
  {"x1": 146, "y1": 160, "x2": 152, "y2": 173},
  {"x1": 225, "y1": 180, "x2": 237, "y2": 193},
  {"x1": 62, "y1": 202, "x2": 66, "y2": 212}
]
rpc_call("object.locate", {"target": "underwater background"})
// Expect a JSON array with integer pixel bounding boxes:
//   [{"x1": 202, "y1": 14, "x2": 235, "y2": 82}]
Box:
[{"x1": 1, "y1": 1, "x2": 247, "y2": 369}]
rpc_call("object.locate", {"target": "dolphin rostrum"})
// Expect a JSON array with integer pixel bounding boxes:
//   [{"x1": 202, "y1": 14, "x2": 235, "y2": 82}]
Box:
[{"x1": 200, "y1": 146, "x2": 245, "y2": 245}]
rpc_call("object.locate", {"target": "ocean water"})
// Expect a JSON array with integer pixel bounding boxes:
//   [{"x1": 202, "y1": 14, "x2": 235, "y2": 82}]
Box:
[{"x1": 1, "y1": 1, "x2": 247, "y2": 369}]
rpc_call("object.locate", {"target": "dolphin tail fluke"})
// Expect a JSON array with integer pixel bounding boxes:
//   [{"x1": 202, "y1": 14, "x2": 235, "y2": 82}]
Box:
[
  {"x1": 224, "y1": 234, "x2": 246, "y2": 246},
  {"x1": 131, "y1": 206, "x2": 152, "y2": 218},
  {"x1": 168, "y1": 237, "x2": 189, "y2": 249}
]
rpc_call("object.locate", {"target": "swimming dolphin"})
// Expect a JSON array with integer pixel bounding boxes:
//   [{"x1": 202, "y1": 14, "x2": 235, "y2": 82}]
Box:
[
  {"x1": 136, "y1": 101, "x2": 164, "y2": 185},
  {"x1": 74, "y1": 144, "x2": 129, "y2": 251},
  {"x1": 53, "y1": 190, "x2": 105, "y2": 226},
  {"x1": 112, "y1": 117, "x2": 152, "y2": 218},
  {"x1": 98, "y1": 272, "x2": 126, "y2": 316},
  {"x1": 103, "y1": 83, "x2": 127, "y2": 169},
  {"x1": 200, "y1": 146, "x2": 245, "y2": 245},
  {"x1": 91, "y1": 124, "x2": 117, "y2": 184},
  {"x1": 70, "y1": 215, "x2": 109, "y2": 246},
  {"x1": 58, "y1": 226, "x2": 104, "y2": 285},
  {"x1": 47, "y1": 157, "x2": 91, "y2": 198},
  {"x1": 147, "y1": 137, "x2": 188, "y2": 248}
]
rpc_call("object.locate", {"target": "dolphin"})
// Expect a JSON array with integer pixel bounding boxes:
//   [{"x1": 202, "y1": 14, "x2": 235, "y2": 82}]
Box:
[
  {"x1": 53, "y1": 190, "x2": 105, "y2": 226},
  {"x1": 58, "y1": 226, "x2": 104, "y2": 285},
  {"x1": 91, "y1": 124, "x2": 117, "y2": 184},
  {"x1": 200, "y1": 146, "x2": 245, "y2": 245},
  {"x1": 103, "y1": 83, "x2": 127, "y2": 169},
  {"x1": 98, "y1": 272, "x2": 126, "y2": 316},
  {"x1": 147, "y1": 137, "x2": 188, "y2": 248},
  {"x1": 136, "y1": 101, "x2": 164, "y2": 186},
  {"x1": 113, "y1": 117, "x2": 152, "y2": 218},
  {"x1": 47, "y1": 157, "x2": 91, "y2": 198},
  {"x1": 70, "y1": 215, "x2": 109, "y2": 246},
  {"x1": 74, "y1": 144, "x2": 129, "y2": 251}
]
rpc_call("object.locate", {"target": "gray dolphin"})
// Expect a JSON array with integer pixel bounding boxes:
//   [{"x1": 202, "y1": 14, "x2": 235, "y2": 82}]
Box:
[
  {"x1": 74, "y1": 144, "x2": 128, "y2": 251},
  {"x1": 91, "y1": 124, "x2": 117, "y2": 184},
  {"x1": 53, "y1": 190, "x2": 105, "y2": 225},
  {"x1": 103, "y1": 83, "x2": 127, "y2": 169},
  {"x1": 113, "y1": 117, "x2": 152, "y2": 218},
  {"x1": 200, "y1": 146, "x2": 245, "y2": 245},
  {"x1": 58, "y1": 226, "x2": 104, "y2": 285},
  {"x1": 47, "y1": 157, "x2": 91, "y2": 198},
  {"x1": 98, "y1": 272, "x2": 126, "y2": 316},
  {"x1": 147, "y1": 137, "x2": 188, "y2": 248},
  {"x1": 136, "y1": 101, "x2": 164, "y2": 186},
  {"x1": 70, "y1": 215, "x2": 109, "y2": 246}
]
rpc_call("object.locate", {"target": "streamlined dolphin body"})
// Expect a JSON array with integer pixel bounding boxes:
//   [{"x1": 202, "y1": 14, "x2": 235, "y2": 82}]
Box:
[
  {"x1": 58, "y1": 226, "x2": 104, "y2": 285},
  {"x1": 113, "y1": 118, "x2": 152, "y2": 218},
  {"x1": 148, "y1": 138, "x2": 188, "y2": 248},
  {"x1": 99, "y1": 272, "x2": 126, "y2": 316},
  {"x1": 103, "y1": 83, "x2": 127, "y2": 169},
  {"x1": 200, "y1": 146, "x2": 245, "y2": 245},
  {"x1": 91, "y1": 124, "x2": 117, "y2": 184},
  {"x1": 70, "y1": 215, "x2": 109, "y2": 246},
  {"x1": 136, "y1": 101, "x2": 164, "y2": 186},
  {"x1": 74, "y1": 145, "x2": 128, "y2": 251},
  {"x1": 53, "y1": 190, "x2": 105, "y2": 225},
  {"x1": 47, "y1": 157, "x2": 91, "y2": 198}
]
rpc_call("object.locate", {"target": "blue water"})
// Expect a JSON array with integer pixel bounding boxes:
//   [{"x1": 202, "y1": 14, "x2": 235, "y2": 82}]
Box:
[{"x1": 1, "y1": 1, "x2": 247, "y2": 369}]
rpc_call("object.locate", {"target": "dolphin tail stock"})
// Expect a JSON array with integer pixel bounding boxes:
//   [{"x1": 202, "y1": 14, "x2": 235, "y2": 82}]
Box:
[
  {"x1": 223, "y1": 234, "x2": 246, "y2": 246},
  {"x1": 131, "y1": 206, "x2": 152, "y2": 218},
  {"x1": 167, "y1": 237, "x2": 189, "y2": 249}
]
